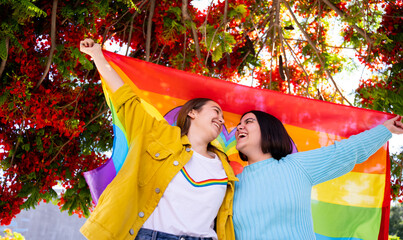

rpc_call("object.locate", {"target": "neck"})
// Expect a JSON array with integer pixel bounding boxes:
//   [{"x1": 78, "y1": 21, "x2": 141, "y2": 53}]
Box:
[
  {"x1": 247, "y1": 152, "x2": 273, "y2": 165},
  {"x1": 186, "y1": 131, "x2": 213, "y2": 159}
]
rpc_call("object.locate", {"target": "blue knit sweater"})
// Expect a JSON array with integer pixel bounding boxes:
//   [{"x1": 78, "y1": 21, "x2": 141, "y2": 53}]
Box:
[{"x1": 233, "y1": 125, "x2": 392, "y2": 240}]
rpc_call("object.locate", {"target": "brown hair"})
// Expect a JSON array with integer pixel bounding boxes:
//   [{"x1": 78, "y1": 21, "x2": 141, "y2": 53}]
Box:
[
  {"x1": 176, "y1": 98, "x2": 225, "y2": 156},
  {"x1": 176, "y1": 98, "x2": 213, "y2": 137}
]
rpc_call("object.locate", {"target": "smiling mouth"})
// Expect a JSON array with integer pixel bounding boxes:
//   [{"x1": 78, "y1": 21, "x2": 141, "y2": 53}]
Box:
[
  {"x1": 213, "y1": 122, "x2": 221, "y2": 129},
  {"x1": 238, "y1": 133, "x2": 247, "y2": 138}
]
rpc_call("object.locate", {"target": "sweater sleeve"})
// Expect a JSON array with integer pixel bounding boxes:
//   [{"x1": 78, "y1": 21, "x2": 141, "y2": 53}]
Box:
[
  {"x1": 111, "y1": 84, "x2": 165, "y2": 144},
  {"x1": 293, "y1": 125, "x2": 392, "y2": 185}
]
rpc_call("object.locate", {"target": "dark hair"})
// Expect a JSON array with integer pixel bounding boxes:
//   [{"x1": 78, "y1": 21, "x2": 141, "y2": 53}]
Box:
[
  {"x1": 239, "y1": 110, "x2": 292, "y2": 161},
  {"x1": 176, "y1": 98, "x2": 225, "y2": 156}
]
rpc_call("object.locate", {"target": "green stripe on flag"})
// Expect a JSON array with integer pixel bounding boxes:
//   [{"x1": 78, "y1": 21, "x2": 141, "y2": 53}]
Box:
[
  {"x1": 312, "y1": 200, "x2": 381, "y2": 240},
  {"x1": 216, "y1": 137, "x2": 236, "y2": 152}
]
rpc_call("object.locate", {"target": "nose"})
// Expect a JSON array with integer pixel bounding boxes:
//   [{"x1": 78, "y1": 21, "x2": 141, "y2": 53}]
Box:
[
  {"x1": 219, "y1": 117, "x2": 225, "y2": 124},
  {"x1": 237, "y1": 124, "x2": 244, "y2": 131}
]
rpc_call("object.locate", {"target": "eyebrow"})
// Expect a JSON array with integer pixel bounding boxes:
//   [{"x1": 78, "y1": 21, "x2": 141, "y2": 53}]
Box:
[
  {"x1": 237, "y1": 117, "x2": 256, "y2": 126},
  {"x1": 212, "y1": 106, "x2": 222, "y2": 113}
]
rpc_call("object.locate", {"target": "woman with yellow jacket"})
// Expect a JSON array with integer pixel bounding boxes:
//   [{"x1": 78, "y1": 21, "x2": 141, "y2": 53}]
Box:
[{"x1": 79, "y1": 39, "x2": 237, "y2": 240}]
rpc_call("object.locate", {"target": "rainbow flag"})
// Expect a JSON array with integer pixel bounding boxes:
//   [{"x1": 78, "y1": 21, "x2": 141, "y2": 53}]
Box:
[{"x1": 83, "y1": 51, "x2": 392, "y2": 240}]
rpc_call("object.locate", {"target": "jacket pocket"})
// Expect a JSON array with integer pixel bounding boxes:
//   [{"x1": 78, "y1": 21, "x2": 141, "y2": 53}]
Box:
[{"x1": 138, "y1": 140, "x2": 172, "y2": 186}]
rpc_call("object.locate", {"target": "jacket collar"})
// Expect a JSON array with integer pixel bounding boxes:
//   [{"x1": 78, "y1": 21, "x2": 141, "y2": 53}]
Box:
[{"x1": 180, "y1": 134, "x2": 191, "y2": 146}]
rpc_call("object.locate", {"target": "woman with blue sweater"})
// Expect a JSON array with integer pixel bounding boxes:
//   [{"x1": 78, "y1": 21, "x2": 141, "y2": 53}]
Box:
[{"x1": 233, "y1": 110, "x2": 403, "y2": 239}]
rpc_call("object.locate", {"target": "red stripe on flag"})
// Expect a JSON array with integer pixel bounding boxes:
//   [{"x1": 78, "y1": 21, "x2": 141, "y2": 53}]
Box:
[{"x1": 103, "y1": 51, "x2": 393, "y2": 138}]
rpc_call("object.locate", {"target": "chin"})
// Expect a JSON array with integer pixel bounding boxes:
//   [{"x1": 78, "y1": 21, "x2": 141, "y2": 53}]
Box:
[{"x1": 211, "y1": 133, "x2": 220, "y2": 141}]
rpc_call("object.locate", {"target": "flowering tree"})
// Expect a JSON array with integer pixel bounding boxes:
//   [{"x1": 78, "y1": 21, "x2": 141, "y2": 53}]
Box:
[
  {"x1": 0, "y1": 0, "x2": 402, "y2": 224},
  {"x1": 352, "y1": 1, "x2": 403, "y2": 201}
]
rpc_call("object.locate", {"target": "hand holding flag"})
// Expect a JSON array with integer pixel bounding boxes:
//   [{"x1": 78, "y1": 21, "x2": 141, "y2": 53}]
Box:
[
  {"x1": 80, "y1": 39, "x2": 124, "y2": 92},
  {"x1": 382, "y1": 115, "x2": 403, "y2": 134}
]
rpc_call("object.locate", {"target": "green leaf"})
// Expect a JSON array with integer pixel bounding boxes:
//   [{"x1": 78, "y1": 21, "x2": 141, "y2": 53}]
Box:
[
  {"x1": 212, "y1": 46, "x2": 223, "y2": 62},
  {"x1": 60, "y1": 200, "x2": 72, "y2": 212},
  {"x1": 78, "y1": 178, "x2": 86, "y2": 188},
  {"x1": 79, "y1": 55, "x2": 93, "y2": 70},
  {"x1": 0, "y1": 92, "x2": 9, "y2": 106},
  {"x1": 69, "y1": 199, "x2": 78, "y2": 215},
  {"x1": 82, "y1": 204, "x2": 90, "y2": 218},
  {"x1": 64, "y1": 188, "x2": 74, "y2": 197},
  {"x1": 228, "y1": 4, "x2": 247, "y2": 19},
  {"x1": 38, "y1": 128, "x2": 45, "y2": 136},
  {"x1": 49, "y1": 188, "x2": 58, "y2": 199},
  {"x1": 0, "y1": 38, "x2": 8, "y2": 60},
  {"x1": 22, "y1": 143, "x2": 30, "y2": 152},
  {"x1": 35, "y1": 136, "x2": 43, "y2": 151},
  {"x1": 21, "y1": 0, "x2": 47, "y2": 18},
  {"x1": 27, "y1": 171, "x2": 36, "y2": 180},
  {"x1": 117, "y1": 0, "x2": 137, "y2": 9},
  {"x1": 18, "y1": 182, "x2": 34, "y2": 197},
  {"x1": 8, "y1": 102, "x2": 14, "y2": 110},
  {"x1": 167, "y1": 7, "x2": 182, "y2": 21}
]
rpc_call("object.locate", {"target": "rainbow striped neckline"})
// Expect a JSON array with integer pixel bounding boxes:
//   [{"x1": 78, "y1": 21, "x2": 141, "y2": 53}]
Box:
[{"x1": 180, "y1": 167, "x2": 228, "y2": 187}]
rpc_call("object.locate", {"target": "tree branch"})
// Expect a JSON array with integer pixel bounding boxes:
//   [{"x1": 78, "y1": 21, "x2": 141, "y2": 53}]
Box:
[
  {"x1": 234, "y1": 50, "x2": 250, "y2": 72},
  {"x1": 101, "y1": 8, "x2": 134, "y2": 46},
  {"x1": 283, "y1": 37, "x2": 311, "y2": 97},
  {"x1": 58, "y1": 86, "x2": 83, "y2": 109},
  {"x1": 0, "y1": 36, "x2": 9, "y2": 79},
  {"x1": 202, "y1": 0, "x2": 214, "y2": 50},
  {"x1": 278, "y1": 29, "x2": 291, "y2": 93},
  {"x1": 239, "y1": 10, "x2": 273, "y2": 56},
  {"x1": 34, "y1": 0, "x2": 58, "y2": 91},
  {"x1": 270, "y1": 0, "x2": 280, "y2": 55},
  {"x1": 145, "y1": 0, "x2": 156, "y2": 62},
  {"x1": 49, "y1": 107, "x2": 109, "y2": 164},
  {"x1": 392, "y1": 158, "x2": 403, "y2": 168},
  {"x1": 182, "y1": 31, "x2": 187, "y2": 70},
  {"x1": 125, "y1": 1, "x2": 148, "y2": 56},
  {"x1": 268, "y1": 1, "x2": 281, "y2": 90},
  {"x1": 284, "y1": 38, "x2": 356, "y2": 49},
  {"x1": 182, "y1": 0, "x2": 201, "y2": 59},
  {"x1": 9, "y1": 139, "x2": 21, "y2": 169},
  {"x1": 204, "y1": 0, "x2": 229, "y2": 66},
  {"x1": 321, "y1": 0, "x2": 374, "y2": 45},
  {"x1": 222, "y1": 0, "x2": 229, "y2": 67},
  {"x1": 155, "y1": 44, "x2": 166, "y2": 64},
  {"x1": 282, "y1": 0, "x2": 352, "y2": 105},
  {"x1": 204, "y1": 22, "x2": 223, "y2": 65}
]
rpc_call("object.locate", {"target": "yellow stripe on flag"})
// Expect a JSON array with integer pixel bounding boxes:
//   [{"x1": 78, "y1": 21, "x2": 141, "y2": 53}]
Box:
[{"x1": 312, "y1": 172, "x2": 386, "y2": 208}]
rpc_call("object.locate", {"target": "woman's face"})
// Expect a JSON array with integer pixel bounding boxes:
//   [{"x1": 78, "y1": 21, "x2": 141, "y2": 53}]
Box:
[
  {"x1": 189, "y1": 101, "x2": 225, "y2": 141},
  {"x1": 236, "y1": 113, "x2": 262, "y2": 154}
]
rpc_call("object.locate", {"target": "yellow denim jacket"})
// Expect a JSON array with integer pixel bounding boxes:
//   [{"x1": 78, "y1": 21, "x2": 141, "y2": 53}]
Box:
[{"x1": 80, "y1": 84, "x2": 237, "y2": 240}]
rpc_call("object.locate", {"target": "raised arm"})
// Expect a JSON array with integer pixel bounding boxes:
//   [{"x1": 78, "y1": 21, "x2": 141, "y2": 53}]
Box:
[
  {"x1": 294, "y1": 115, "x2": 402, "y2": 185},
  {"x1": 80, "y1": 38, "x2": 124, "y2": 92}
]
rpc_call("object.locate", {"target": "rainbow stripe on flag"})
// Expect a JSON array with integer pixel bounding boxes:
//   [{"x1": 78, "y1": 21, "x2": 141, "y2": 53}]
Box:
[{"x1": 83, "y1": 51, "x2": 392, "y2": 239}]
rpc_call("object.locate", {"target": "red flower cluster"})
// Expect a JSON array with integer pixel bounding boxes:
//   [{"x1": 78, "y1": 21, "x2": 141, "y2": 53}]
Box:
[{"x1": 0, "y1": 1, "x2": 114, "y2": 224}]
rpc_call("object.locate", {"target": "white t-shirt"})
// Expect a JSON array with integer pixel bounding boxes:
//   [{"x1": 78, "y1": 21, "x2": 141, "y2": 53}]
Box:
[{"x1": 142, "y1": 150, "x2": 228, "y2": 239}]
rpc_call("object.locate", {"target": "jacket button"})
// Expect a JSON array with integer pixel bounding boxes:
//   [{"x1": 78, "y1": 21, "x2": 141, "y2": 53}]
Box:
[
  {"x1": 155, "y1": 153, "x2": 160, "y2": 158},
  {"x1": 173, "y1": 161, "x2": 179, "y2": 166},
  {"x1": 129, "y1": 229, "x2": 134, "y2": 235},
  {"x1": 155, "y1": 188, "x2": 160, "y2": 194},
  {"x1": 185, "y1": 147, "x2": 191, "y2": 152},
  {"x1": 139, "y1": 211, "x2": 145, "y2": 218}
]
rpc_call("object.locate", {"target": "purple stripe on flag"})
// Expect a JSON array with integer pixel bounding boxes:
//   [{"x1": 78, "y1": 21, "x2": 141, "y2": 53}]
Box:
[{"x1": 83, "y1": 157, "x2": 117, "y2": 205}]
